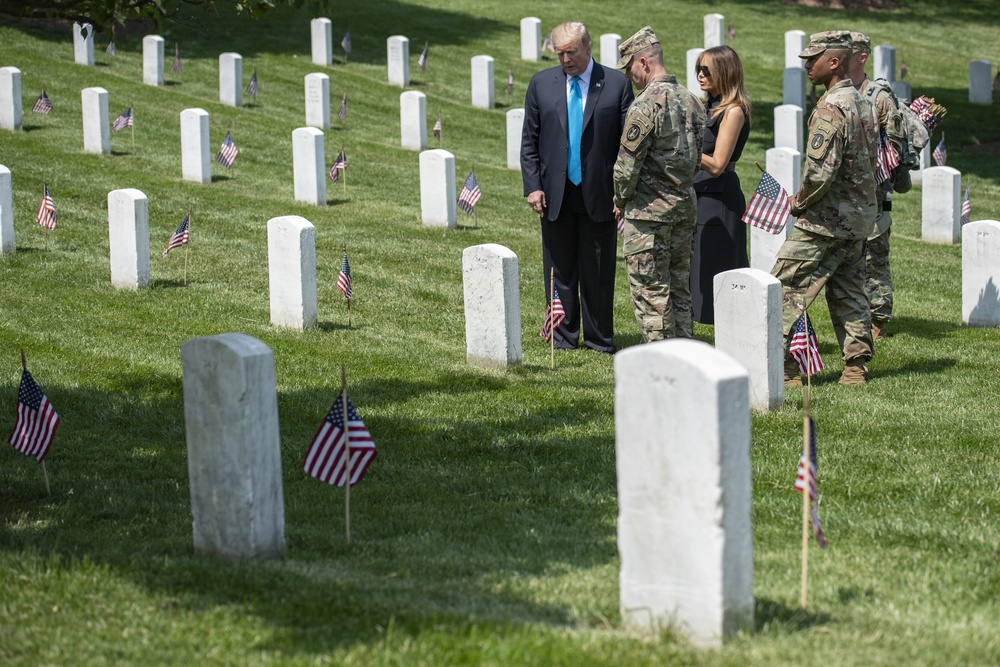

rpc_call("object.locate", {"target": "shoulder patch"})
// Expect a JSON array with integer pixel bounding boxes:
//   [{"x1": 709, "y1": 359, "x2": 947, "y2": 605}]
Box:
[
  {"x1": 622, "y1": 111, "x2": 653, "y2": 152},
  {"x1": 807, "y1": 116, "x2": 838, "y2": 161}
]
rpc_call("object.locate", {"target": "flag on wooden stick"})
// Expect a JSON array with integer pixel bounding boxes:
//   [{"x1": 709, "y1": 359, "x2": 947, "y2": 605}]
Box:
[
  {"x1": 795, "y1": 418, "x2": 827, "y2": 548},
  {"x1": 302, "y1": 395, "x2": 376, "y2": 487},
  {"x1": 172, "y1": 44, "x2": 182, "y2": 74},
  {"x1": 457, "y1": 171, "x2": 482, "y2": 215},
  {"x1": 432, "y1": 114, "x2": 442, "y2": 144},
  {"x1": 742, "y1": 170, "x2": 790, "y2": 235},
  {"x1": 789, "y1": 313, "x2": 824, "y2": 376},
  {"x1": 932, "y1": 135, "x2": 947, "y2": 166},
  {"x1": 338, "y1": 93, "x2": 347, "y2": 121},
  {"x1": 216, "y1": 131, "x2": 239, "y2": 169},
  {"x1": 329, "y1": 149, "x2": 346, "y2": 183},
  {"x1": 540, "y1": 288, "x2": 566, "y2": 342},
  {"x1": 960, "y1": 187, "x2": 972, "y2": 225},
  {"x1": 341, "y1": 31, "x2": 352, "y2": 57},
  {"x1": 33, "y1": 91, "x2": 52, "y2": 115},
  {"x1": 36, "y1": 184, "x2": 56, "y2": 230},
  {"x1": 9, "y1": 368, "x2": 60, "y2": 462},
  {"x1": 418, "y1": 43, "x2": 428, "y2": 71},
  {"x1": 246, "y1": 69, "x2": 259, "y2": 97},
  {"x1": 112, "y1": 106, "x2": 133, "y2": 131},
  {"x1": 162, "y1": 215, "x2": 190, "y2": 258},
  {"x1": 337, "y1": 250, "x2": 352, "y2": 300}
]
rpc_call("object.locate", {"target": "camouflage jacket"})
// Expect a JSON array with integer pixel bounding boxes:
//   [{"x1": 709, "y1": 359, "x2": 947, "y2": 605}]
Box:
[
  {"x1": 613, "y1": 74, "x2": 705, "y2": 220},
  {"x1": 790, "y1": 79, "x2": 877, "y2": 240}
]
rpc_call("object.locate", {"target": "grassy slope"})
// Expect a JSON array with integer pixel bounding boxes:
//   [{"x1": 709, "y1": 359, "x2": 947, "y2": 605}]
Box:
[{"x1": 2, "y1": 1, "x2": 1000, "y2": 664}]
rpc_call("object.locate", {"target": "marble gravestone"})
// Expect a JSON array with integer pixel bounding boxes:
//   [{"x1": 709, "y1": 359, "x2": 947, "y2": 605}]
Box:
[
  {"x1": 387, "y1": 36, "x2": 409, "y2": 87},
  {"x1": 462, "y1": 243, "x2": 522, "y2": 369},
  {"x1": 600, "y1": 34, "x2": 621, "y2": 70},
  {"x1": 81, "y1": 87, "x2": 110, "y2": 155},
  {"x1": 686, "y1": 48, "x2": 705, "y2": 96},
  {"x1": 520, "y1": 18, "x2": 542, "y2": 61},
  {"x1": 704, "y1": 14, "x2": 725, "y2": 49},
  {"x1": 305, "y1": 73, "x2": 330, "y2": 129},
  {"x1": 143, "y1": 35, "x2": 165, "y2": 86},
  {"x1": 400, "y1": 90, "x2": 427, "y2": 151},
  {"x1": 774, "y1": 104, "x2": 803, "y2": 153},
  {"x1": 749, "y1": 147, "x2": 799, "y2": 273},
  {"x1": 311, "y1": 18, "x2": 333, "y2": 66},
  {"x1": 73, "y1": 22, "x2": 94, "y2": 66},
  {"x1": 785, "y1": 30, "x2": 806, "y2": 70},
  {"x1": 921, "y1": 166, "x2": 962, "y2": 244},
  {"x1": 419, "y1": 149, "x2": 456, "y2": 228},
  {"x1": 182, "y1": 333, "x2": 285, "y2": 560},
  {"x1": 962, "y1": 220, "x2": 1000, "y2": 327},
  {"x1": 969, "y1": 60, "x2": 993, "y2": 105},
  {"x1": 180, "y1": 108, "x2": 211, "y2": 184},
  {"x1": 292, "y1": 127, "x2": 326, "y2": 206},
  {"x1": 1, "y1": 164, "x2": 13, "y2": 253},
  {"x1": 267, "y1": 215, "x2": 318, "y2": 330},
  {"x1": 506, "y1": 108, "x2": 524, "y2": 171},
  {"x1": 471, "y1": 55, "x2": 495, "y2": 109},
  {"x1": 219, "y1": 52, "x2": 243, "y2": 107},
  {"x1": 0, "y1": 67, "x2": 23, "y2": 131},
  {"x1": 107, "y1": 188, "x2": 151, "y2": 290}
]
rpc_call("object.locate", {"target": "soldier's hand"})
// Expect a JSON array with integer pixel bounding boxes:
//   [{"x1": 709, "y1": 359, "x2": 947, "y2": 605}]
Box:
[
  {"x1": 613, "y1": 205, "x2": 624, "y2": 222},
  {"x1": 527, "y1": 190, "x2": 546, "y2": 215}
]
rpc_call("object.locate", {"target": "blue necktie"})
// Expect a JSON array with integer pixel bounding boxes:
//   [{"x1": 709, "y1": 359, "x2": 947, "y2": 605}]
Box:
[{"x1": 567, "y1": 76, "x2": 583, "y2": 185}]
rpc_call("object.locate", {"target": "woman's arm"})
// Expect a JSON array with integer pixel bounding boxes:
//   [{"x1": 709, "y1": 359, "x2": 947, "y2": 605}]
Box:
[{"x1": 699, "y1": 106, "x2": 745, "y2": 177}]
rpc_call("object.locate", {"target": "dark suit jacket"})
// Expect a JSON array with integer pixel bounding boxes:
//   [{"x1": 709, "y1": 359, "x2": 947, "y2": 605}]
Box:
[{"x1": 521, "y1": 61, "x2": 634, "y2": 222}]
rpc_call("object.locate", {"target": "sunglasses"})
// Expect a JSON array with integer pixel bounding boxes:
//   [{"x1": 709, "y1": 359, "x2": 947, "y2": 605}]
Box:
[{"x1": 697, "y1": 65, "x2": 711, "y2": 77}]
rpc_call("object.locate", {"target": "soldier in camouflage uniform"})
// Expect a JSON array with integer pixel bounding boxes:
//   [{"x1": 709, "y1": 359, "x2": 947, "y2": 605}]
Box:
[
  {"x1": 612, "y1": 26, "x2": 706, "y2": 342},
  {"x1": 771, "y1": 31, "x2": 878, "y2": 386},
  {"x1": 850, "y1": 32, "x2": 909, "y2": 340}
]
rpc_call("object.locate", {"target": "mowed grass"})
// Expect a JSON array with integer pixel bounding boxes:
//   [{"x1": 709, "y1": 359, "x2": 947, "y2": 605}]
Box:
[{"x1": 2, "y1": 0, "x2": 1000, "y2": 665}]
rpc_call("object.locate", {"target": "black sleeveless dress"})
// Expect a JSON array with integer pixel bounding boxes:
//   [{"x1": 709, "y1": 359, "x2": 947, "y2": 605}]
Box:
[{"x1": 691, "y1": 97, "x2": 750, "y2": 325}]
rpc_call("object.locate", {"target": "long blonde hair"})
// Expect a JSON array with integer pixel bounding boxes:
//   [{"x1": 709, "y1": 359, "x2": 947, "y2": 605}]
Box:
[{"x1": 697, "y1": 46, "x2": 752, "y2": 126}]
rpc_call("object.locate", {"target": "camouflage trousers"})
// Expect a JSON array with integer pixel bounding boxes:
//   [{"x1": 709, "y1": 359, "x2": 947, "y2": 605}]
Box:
[
  {"x1": 770, "y1": 226, "x2": 873, "y2": 363},
  {"x1": 623, "y1": 208, "x2": 696, "y2": 342},
  {"x1": 865, "y1": 226, "x2": 893, "y2": 323}
]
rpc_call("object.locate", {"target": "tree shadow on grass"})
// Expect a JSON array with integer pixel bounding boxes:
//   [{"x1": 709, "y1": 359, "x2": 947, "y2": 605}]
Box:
[
  {"x1": 755, "y1": 597, "x2": 833, "y2": 632},
  {"x1": 883, "y1": 315, "x2": 961, "y2": 339}
]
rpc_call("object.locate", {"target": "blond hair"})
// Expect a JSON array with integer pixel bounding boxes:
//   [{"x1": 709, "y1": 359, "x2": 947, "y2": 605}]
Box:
[
  {"x1": 696, "y1": 46, "x2": 752, "y2": 126},
  {"x1": 551, "y1": 22, "x2": 592, "y2": 50}
]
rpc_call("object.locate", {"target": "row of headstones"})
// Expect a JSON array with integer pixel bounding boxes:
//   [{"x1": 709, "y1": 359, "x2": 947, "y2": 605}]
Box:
[{"x1": 177, "y1": 327, "x2": 748, "y2": 646}]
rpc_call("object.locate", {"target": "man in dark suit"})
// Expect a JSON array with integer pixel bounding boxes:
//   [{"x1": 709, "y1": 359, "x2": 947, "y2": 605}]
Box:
[{"x1": 521, "y1": 21, "x2": 634, "y2": 354}]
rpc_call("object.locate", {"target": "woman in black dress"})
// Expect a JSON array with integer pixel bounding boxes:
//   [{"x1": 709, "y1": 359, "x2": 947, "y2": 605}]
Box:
[{"x1": 691, "y1": 46, "x2": 752, "y2": 325}]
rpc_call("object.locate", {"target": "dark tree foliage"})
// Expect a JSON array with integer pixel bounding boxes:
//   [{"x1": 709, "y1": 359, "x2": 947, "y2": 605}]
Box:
[{"x1": 0, "y1": 0, "x2": 320, "y2": 31}]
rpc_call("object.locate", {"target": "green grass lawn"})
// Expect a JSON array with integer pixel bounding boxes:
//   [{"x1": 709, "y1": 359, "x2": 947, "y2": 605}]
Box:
[{"x1": 2, "y1": 1, "x2": 999, "y2": 664}]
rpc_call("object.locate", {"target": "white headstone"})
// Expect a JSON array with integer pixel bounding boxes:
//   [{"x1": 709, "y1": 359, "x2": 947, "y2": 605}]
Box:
[
  {"x1": 305, "y1": 73, "x2": 330, "y2": 129},
  {"x1": 686, "y1": 48, "x2": 705, "y2": 96},
  {"x1": 774, "y1": 104, "x2": 803, "y2": 153},
  {"x1": 506, "y1": 108, "x2": 524, "y2": 171},
  {"x1": 873, "y1": 45, "x2": 896, "y2": 83},
  {"x1": 0, "y1": 67, "x2": 21, "y2": 132},
  {"x1": 73, "y1": 22, "x2": 94, "y2": 66},
  {"x1": 463, "y1": 243, "x2": 522, "y2": 369},
  {"x1": 704, "y1": 14, "x2": 725, "y2": 49},
  {"x1": 310, "y1": 18, "x2": 333, "y2": 66},
  {"x1": 292, "y1": 127, "x2": 326, "y2": 206},
  {"x1": 471, "y1": 55, "x2": 495, "y2": 109},
  {"x1": 81, "y1": 87, "x2": 110, "y2": 155},
  {"x1": 911, "y1": 142, "x2": 932, "y2": 186},
  {"x1": 921, "y1": 166, "x2": 962, "y2": 244},
  {"x1": 182, "y1": 333, "x2": 285, "y2": 559},
  {"x1": 267, "y1": 215, "x2": 318, "y2": 330},
  {"x1": 387, "y1": 35, "x2": 410, "y2": 87},
  {"x1": 400, "y1": 90, "x2": 427, "y2": 151},
  {"x1": 520, "y1": 17, "x2": 542, "y2": 61},
  {"x1": 219, "y1": 52, "x2": 243, "y2": 107},
  {"x1": 142, "y1": 35, "x2": 165, "y2": 86},
  {"x1": 419, "y1": 149, "x2": 456, "y2": 228},
  {"x1": 750, "y1": 147, "x2": 799, "y2": 272},
  {"x1": 782, "y1": 68, "x2": 806, "y2": 110},
  {"x1": 180, "y1": 108, "x2": 211, "y2": 184},
  {"x1": 0, "y1": 164, "x2": 13, "y2": 254},
  {"x1": 600, "y1": 34, "x2": 622, "y2": 69},
  {"x1": 107, "y1": 188, "x2": 150, "y2": 290},
  {"x1": 891, "y1": 80, "x2": 912, "y2": 104},
  {"x1": 615, "y1": 339, "x2": 754, "y2": 647},
  {"x1": 969, "y1": 59, "x2": 992, "y2": 105},
  {"x1": 785, "y1": 30, "x2": 806, "y2": 70},
  {"x1": 963, "y1": 220, "x2": 1000, "y2": 327},
  {"x1": 714, "y1": 269, "x2": 783, "y2": 411}
]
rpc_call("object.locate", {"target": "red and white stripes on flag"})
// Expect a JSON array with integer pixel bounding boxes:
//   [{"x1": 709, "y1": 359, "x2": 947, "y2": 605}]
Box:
[
  {"x1": 961, "y1": 187, "x2": 972, "y2": 225},
  {"x1": 337, "y1": 251, "x2": 352, "y2": 300},
  {"x1": 32, "y1": 90, "x2": 52, "y2": 114},
  {"x1": 216, "y1": 131, "x2": 239, "y2": 169},
  {"x1": 302, "y1": 395, "x2": 376, "y2": 487},
  {"x1": 36, "y1": 185, "x2": 57, "y2": 230},
  {"x1": 789, "y1": 313, "x2": 824, "y2": 376},
  {"x1": 112, "y1": 106, "x2": 133, "y2": 132},
  {"x1": 329, "y1": 150, "x2": 346, "y2": 183},
  {"x1": 162, "y1": 215, "x2": 190, "y2": 258},
  {"x1": 539, "y1": 288, "x2": 566, "y2": 342},
  {"x1": 874, "y1": 129, "x2": 899, "y2": 185},
  {"x1": 742, "y1": 170, "x2": 790, "y2": 235},
  {"x1": 457, "y1": 171, "x2": 481, "y2": 214},
  {"x1": 9, "y1": 369, "x2": 60, "y2": 462},
  {"x1": 795, "y1": 418, "x2": 827, "y2": 548}
]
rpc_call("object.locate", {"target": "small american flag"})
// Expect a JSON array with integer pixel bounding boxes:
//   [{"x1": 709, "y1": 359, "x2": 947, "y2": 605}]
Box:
[
  {"x1": 505, "y1": 67, "x2": 514, "y2": 96},
  {"x1": 617, "y1": 217, "x2": 625, "y2": 236},
  {"x1": 111, "y1": 106, "x2": 133, "y2": 132},
  {"x1": 795, "y1": 418, "x2": 827, "y2": 548},
  {"x1": 32, "y1": 90, "x2": 52, "y2": 115},
  {"x1": 457, "y1": 171, "x2": 482, "y2": 215},
  {"x1": 727, "y1": 23, "x2": 736, "y2": 42},
  {"x1": 161, "y1": 215, "x2": 190, "y2": 258},
  {"x1": 36, "y1": 185, "x2": 56, "y2": 230},
  {"x1": 302, "y1": 394, "x2": 376, "y2": 487},
  {"x1": 246, "y1": 69, "x2": 258, "y2": 97},
  {"x1": 106, "y1": 40, "x2": 116, "y2": 56},
  {"x1": 789, "y1": 313, "x2": 824, "y2": 376},
  {"x1": 932, "y1": 136, "x2": 947, "y2": 166},
  {"x1": 418, "y1": 43, "x2": 428, "y2": 72},
  {"x1": 338, "y1": 93, "x2": 347, "y2": 121},
  {"x1": 542, "y1": 32, "x2": 554, "y2": 53},
  {"x1": 8, "y1": 369, "x2": 60, "y2": 462},
  {"x1": 341, "y1": 31, "x2": 352, "y2": 56},
  {"x1": 742, "y1": 170, "x2": 790, "y2": 235},
  {"x1": 337, "y1": 251, "x2": 352, "y2": 300},
  {"x1": 540, "y1": 288, "x2": 567, "y2": 342},
  {"x1": 960, "y1": 187, "x2": 971, "y2": 225},
  {"x1": 329, "y1": 150, "x2": 346, "y2": 183},
  {"x1": 216, "y1": 131, "x2": 239, "y2": 169},
  {"x1": 899, "y1": 58, "x2": 908, "y2": 80},
  {"x1": 172, "y1": 44, "x2": 181, "y2": 74},
  {"x1": 432, "y1": 115, "x2": 442, "y2": 143},
  {"x1": 910, "y1": 97, "x2": 946, "y2": 131},
  {"x1": 874, "y1": 129, "x2": 899, "y2": 185}
]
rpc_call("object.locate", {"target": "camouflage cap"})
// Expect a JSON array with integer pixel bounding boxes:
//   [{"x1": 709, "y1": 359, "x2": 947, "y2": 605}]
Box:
[
  {"x1": 616, "y1": 26, "x2": 659, "y2": 69},
  {"x1": 850, "y1": 32, "x2": 871, "y2": 55},
  {"x1": 798, "y1": 30, "x2": 853, "y2": 58}
]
